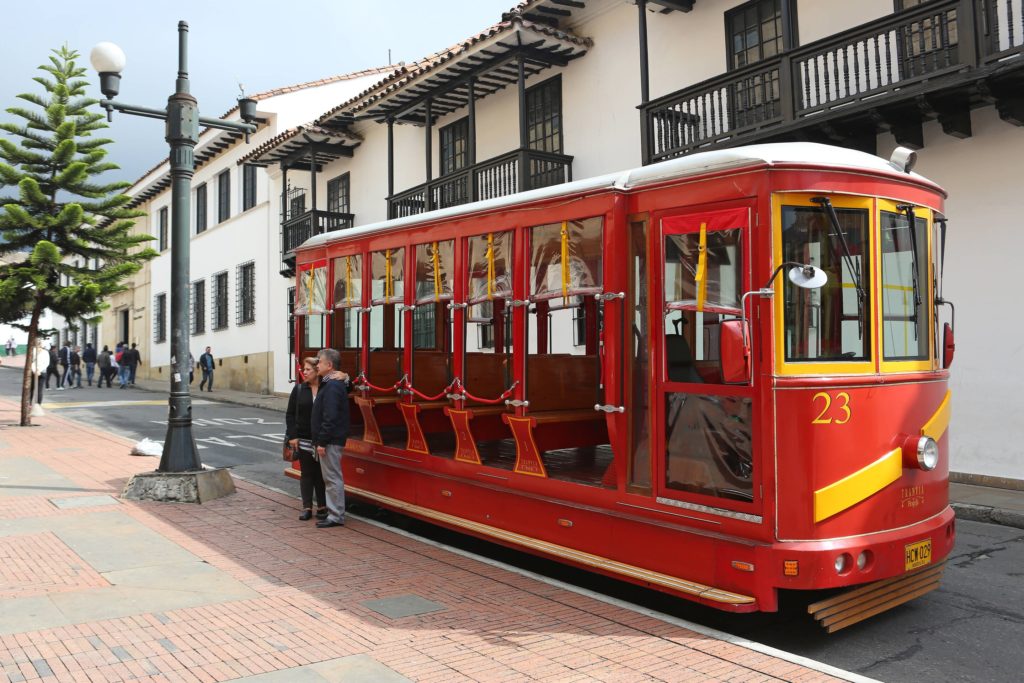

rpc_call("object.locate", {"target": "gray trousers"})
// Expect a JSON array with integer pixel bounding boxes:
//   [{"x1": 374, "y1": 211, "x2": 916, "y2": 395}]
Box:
[{"x1": 321, "y1": 443, "x2": 346, "y2": 523}]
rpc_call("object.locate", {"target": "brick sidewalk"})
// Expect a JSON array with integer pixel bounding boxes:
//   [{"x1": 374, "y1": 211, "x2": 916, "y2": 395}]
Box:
[{"x1": 0, "y1": 400, "x2": 859, "y2": 683}]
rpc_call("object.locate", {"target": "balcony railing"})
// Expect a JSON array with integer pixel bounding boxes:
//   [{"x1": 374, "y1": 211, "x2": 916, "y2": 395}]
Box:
[
  {"x1": 280, "y1": 209, "x2": 354, "y2": 275},
  {"x1": 641, "y1": 0, "x2": 1024, "y2": 163},
  {"x1": 389, "y1": 147, "x2": 573, "y2": 219}
]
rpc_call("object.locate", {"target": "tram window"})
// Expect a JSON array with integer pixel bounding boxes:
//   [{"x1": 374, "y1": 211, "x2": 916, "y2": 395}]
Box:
[
  {"x1": 527, "y1": 217, "x2": 603, "y2": 410},
  {"x1": 367, "y1": 248, "x2": 405, "y2": 383},
  {"x1": 304, "y1": 314, "x2": 325, "y2": 349},
  {"x1": 629, "y1": 220, "x2": 652, "y2": 490},
  {"x1": 782, "y1": 206, "x2": 870, "y2": 362},
  {"x1": 881, "y1": 210, "x2": 929, "y2": 361},
  {"x1": 665, "y1": 393, "x2": 753, "y2": 502},
  {"x1": 466, "y1": 231, "x2": 513, "y2": 356},
  {"x1": 663, "y1": 228, "x2": 742, "y2": 384},
  {"x1": 332, "y1": 254, "x2": 363, "y2": 351}
]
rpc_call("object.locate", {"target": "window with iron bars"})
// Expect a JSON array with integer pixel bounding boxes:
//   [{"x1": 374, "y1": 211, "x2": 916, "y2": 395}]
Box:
[
  {"x1": 439, "y1": 117, "x2": 469, "y2": 176},
  {"x1": 326, "y1": 173, "x2": 350, "y2": 214},
  {"x1": 412, "y1": 305, "x2": 436, "y2": 349},
  {"x1": 236, "y1": 261, "x2": 256, "y2": 325},
  {"x1": 153, "y1": 293, "x2": 167, "y2": 343},
  {"x1": 191, "y1": 279, "x2": 206, "y2": 335},
  {"x1": 526, "y1": 76, "x2": 562, "y2": 154},
  {"x1": 212, "y1": 271, "x2": 229, "y2": 331}
]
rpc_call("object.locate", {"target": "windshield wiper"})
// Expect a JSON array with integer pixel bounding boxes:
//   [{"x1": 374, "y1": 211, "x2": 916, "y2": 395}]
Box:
[
  {"x1": 896, "y1": 204, "x2": 922, "y2": 338},
  {"x1": 811, "y1": 197, "x2": 866, "y2": 337}
]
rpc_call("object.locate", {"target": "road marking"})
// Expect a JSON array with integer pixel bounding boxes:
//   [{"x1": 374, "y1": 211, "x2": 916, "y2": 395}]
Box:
[{"x1": 41, "y1": 399, "x2": 215, "y2": 410}]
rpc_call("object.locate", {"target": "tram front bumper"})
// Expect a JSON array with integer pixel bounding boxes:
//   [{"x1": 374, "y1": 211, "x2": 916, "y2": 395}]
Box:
[{"x1": 759, "y1": 505, "x2": 955, "y2": 592}]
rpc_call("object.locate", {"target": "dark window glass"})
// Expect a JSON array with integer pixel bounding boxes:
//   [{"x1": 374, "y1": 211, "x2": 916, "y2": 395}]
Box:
[
  {"x1": 526, "y1": 76, "x2": 562, "y2": 154},
  {"x1": 242, "y1": 165, "x2": 257, "y2": 211},
  {"x1": 726, "y1": 0, "x2": 786, "y2": 69},
  {"x1": 237, "y1": 261, "x2": 256, "y2": 325},
  {"x1": 412, "y1": 305, "x2": 435, "y2": 349},
  {"x1": 665, "y1": 393, "x2": 753, "y2": 501},
  {"x1": 287, "y1": 286, "x2": 296, "y2": 380},
  {"x1": 212, "y1": 271, "x2": 229, "y2": 330},
  {"x1": 195, "y1": 183, "x2": 207, "y2": 233},
  {"x1": 217, "y1": 170, "x2": 230, "y2": 223},
  {"x1": 439, "y1": 117, "x2": 469, "y2": 176},
  {"x1": 191, "y1": 280, "x2": 205, "y2": 335},
  {"x1": 158, "y1": 207, "x2": 168, "y2": 251},
  {"x1": 326, "y1": 174, "x2": 350, "y2": 214},
  {"x1": 154, "y1": 293, "x2": 167, "y2": 343},
  {"x1": 781, "y1": 205, "x2": 870, "y2": 362}
]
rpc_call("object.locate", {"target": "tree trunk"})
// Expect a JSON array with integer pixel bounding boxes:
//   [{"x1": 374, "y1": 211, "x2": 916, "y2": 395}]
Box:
[{"x1": 19, "y1": 301, "x2": 42, "y2": 427}]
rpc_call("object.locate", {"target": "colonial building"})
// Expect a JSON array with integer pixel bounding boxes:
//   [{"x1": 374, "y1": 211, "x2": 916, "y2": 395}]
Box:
[{"x1": 111, "y1": 0, "x2": 1024, "y2": 484}]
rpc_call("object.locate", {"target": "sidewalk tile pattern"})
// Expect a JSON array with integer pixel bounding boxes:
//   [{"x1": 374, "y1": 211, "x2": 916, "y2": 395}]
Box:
[{"x1": 0, "y1": 401, "x2": 848, "y2": 682}]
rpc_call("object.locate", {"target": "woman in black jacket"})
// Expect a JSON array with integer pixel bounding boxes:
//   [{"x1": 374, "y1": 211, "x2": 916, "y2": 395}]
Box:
[{"x1": 285, "y1": 357, "x2": 327, "y2": 520}]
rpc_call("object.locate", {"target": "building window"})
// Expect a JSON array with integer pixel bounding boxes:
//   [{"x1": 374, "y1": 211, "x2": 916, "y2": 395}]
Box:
[
  {"x1": 242, "y1": 164, "x2": 258, "y2": 211},
  {"x1": 158, "y1": 207, "x2": 168, "y2": 251},
  {"x1": 726, "y1": 0, "x2": 794, "y2": 69},
  {"x1": 236, "y1": 261, "x2": 256, "y2": 325},
  {"x1": 326, "y1": 173, "x2": 350, "y2": 214},
  {"x1": 217, "y1": 170, "x2": 231, "y2": 223},
  {"x1": 212, "y1": 271, "x2": 229, "y2": 330},
  {"x1": 412, "y1": 304, "x2": 435, "y2": 349},
  {"x1": 191, "y1": 280, "x2": 205, "y2": 335},
  {"x1": 195, "y1": 183, "x2": 207, "y2": 233},
  {"x1": 895, "y1": 0, "x2": 927, "y2": 9},
  {"x1": 287, "y1": 286, "x2": 296, "y2": 379},
  {"x1": 526, "y1": 76, "x2": 562, "y2": 154},
  {"x1": 439, "y1": 117, "x2": 469, "y2": 176},
  {"x1": 154, "y1": 293, "x2": 167, "y2": 343}
]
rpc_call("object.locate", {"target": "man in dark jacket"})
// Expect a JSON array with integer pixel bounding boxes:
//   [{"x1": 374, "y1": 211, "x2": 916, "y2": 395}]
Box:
[
  {"x1": 82, "y1": 343, "x2": 97, "y2": 386},
  {"x1": 125, "y1": 342, "x2": 141, "y2": 385},
  {"x1": 311, "y1": 348, "x2": 349, "y2": 528},
  {"x1": 45, "y1": 345, "x2": 60, "y2": 389},
  {"x1": 58, "y1": 342, "x2": 71, "y2": 389}
]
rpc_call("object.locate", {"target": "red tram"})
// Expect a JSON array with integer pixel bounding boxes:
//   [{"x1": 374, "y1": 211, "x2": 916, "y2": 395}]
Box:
[{"x1": 288, "y1": 143, "x2": 955, "y2": 630}]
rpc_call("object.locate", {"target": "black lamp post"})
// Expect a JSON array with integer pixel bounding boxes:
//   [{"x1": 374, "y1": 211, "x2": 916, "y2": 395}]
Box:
[{"x1": 91, "y1": 23, "x2": 257, "y2": 473}]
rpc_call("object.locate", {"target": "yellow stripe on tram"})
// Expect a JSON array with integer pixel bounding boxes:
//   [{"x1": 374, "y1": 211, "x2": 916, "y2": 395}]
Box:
[{"x1": 814, "y1": 448, "x2": 903, "y2": 523}]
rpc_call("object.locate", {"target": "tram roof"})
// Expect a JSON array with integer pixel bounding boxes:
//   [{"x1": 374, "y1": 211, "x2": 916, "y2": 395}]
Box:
[{"x1": 301, "y1": 142, "x2": 942, "y2": 251}]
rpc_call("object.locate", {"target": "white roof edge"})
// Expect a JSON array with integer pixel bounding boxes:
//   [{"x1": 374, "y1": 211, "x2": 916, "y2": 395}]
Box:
[{"x1": 301, "y1": 143, "x2": 941, "y2": 250}]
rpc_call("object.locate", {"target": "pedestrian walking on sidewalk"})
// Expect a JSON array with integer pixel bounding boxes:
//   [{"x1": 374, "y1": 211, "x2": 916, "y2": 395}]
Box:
[
  {"x1": 30, "y1": 341, "x2": 47, "y2": 404},
  {"x1": 199, "y1": 347, "x2": 215, "y2": 392},
  {"x1": 124, "y1": 343, "x2": 141, "y2": 385},
  {"x1": 115, "y1": 342, "x2": 130, "y2": 388},
  {"x1": 45, "y1": 344, "x2": 60, "y2": 389},
  {"x1": 58, "y1": 342, "x2": 71, "y2": 389},
  {"x1": 97, "y1": 345, "x2": 113, "y2": 388},
  {"x1": 285, "y1": 357, "x2": 327, "y2": 521},
  {"x1": 70, "y1": 346, "x2": 82, "y2": 388},
  {"x1": 312, "y1": 348, "x2": 350, "y2": 529},
  {"x1": 5, "y1": 336, "x2": 14, "y2": 357},
  {"x1": 82, "y1": 343, "x2": 96, "y2": 386},
  {"x1": 188, "y1": 351, "x2": 195, "y2": 385}
]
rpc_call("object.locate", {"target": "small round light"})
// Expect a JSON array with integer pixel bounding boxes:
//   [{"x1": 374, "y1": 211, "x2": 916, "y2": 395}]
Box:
[
  {"x1": 90, "y1": 42, "x2": 126, "y2": 74},
  {"x1": 834, "y1": 554, "x2": 851, "y2": 574},
  {"x1": 856, "y1": 550, "x2": 872, "y2": 571},
  {"x1": 916, "y1": 436, "x2": 939, "y2": 471}
]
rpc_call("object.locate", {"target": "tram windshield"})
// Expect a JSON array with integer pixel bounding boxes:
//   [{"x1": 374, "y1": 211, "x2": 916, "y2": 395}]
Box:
[
  {"x1": 880, "y1": 209, "x2": 929, "y2": 360},
  {"x1": 782, "y1": 205, "x2": 870, "y2": 362}
]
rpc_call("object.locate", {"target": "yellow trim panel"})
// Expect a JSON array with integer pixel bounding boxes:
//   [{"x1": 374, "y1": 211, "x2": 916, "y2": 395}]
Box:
[
  {"x1": 347, "y1": 485, "x2": 755, "y2": 606},
  {"x1": 814, "y1": 448, "x2": 903, "y2": 523},
  {"x1": 921, "y1": 390, "x2": 951, "y2": 441}
]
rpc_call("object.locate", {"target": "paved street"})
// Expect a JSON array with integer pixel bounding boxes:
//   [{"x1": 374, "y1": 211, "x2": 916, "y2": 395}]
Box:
[{"x1": 1, "y1": 368, "x2": 1022, "y2": 682}]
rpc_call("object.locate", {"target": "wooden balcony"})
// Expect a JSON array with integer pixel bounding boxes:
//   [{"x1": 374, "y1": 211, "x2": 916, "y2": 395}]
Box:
[
  {"x1": 641, "y1": 0, "x2": 1024, "y2": 164},
  {"x1": 388, "y1": 148, "x2": 573, "y2": 219},
  {"x1": 280, "y1": 207, "x2": 354, "y2": 276}
]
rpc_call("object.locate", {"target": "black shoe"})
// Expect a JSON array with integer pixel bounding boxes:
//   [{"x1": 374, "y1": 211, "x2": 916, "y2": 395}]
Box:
[
  {"x1": 315, "y1": 508, "x2": 328, "y2": 520},
  {"x1": 298, "y1": 510, "x2": 312, "y2": 521},
  {"x1": 316, "y1": 520, "x2": 344, "y2": 528}
]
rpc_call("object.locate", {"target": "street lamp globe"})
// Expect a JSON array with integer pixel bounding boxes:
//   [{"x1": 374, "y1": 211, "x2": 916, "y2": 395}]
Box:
[
  {"x1": 89, "y1": 42, "x2": 126, "y2": 74},
  {"x1": 90, "y1": 42, "x2": 126, "y2": 100}
]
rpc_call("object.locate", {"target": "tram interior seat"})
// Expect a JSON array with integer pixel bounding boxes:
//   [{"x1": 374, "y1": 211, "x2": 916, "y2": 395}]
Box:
[{"x1": 666, "y1": 334, "x2": 704, "y2": 384}]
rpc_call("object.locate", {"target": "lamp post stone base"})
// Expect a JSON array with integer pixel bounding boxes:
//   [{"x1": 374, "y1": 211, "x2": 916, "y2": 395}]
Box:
[{"x1": 121, "y1": 468, "x2": 235, "y2": 504}]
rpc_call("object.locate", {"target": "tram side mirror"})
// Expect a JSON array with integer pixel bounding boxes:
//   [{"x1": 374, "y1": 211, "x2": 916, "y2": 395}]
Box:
[
  {"x1": 942, "y1": 323, "x2": 955, "y2": 369},
  {"x1": 720, "y1": 319, "x2": 750, "y2": 384}
]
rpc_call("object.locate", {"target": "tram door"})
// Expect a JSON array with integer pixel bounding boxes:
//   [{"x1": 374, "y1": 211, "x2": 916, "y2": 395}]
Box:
[{"x1": 656, "y1": 207, "x2": 758, "y2": 509}]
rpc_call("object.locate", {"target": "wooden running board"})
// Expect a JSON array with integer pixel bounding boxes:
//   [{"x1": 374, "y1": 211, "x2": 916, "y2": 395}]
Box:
[{"x1": 808, "y1": 562, "x2": 945, "y2": 633}]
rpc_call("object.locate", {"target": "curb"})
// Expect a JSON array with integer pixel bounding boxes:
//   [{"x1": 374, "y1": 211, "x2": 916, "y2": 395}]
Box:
[
  {"x1": 131, "y1": 382, "x2": 287, "y2": 413},
  {"x1": 952, "y1": 502, "x2": 1024, "y2": 530}
]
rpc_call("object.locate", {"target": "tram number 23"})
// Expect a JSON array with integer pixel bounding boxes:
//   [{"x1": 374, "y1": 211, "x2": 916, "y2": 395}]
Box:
[{"x1": 811, "y1": 392, "x2": 852, "y2": 425}]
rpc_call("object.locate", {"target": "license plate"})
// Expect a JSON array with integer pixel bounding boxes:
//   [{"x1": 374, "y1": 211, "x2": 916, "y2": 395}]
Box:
[{"x1": 905, "y1": 539, "x2": 932, "y2": 571}]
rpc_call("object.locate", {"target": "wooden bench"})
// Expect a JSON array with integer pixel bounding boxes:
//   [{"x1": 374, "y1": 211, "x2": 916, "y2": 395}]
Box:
[
  {"x1": 502, "y1": 409, "x2": 606, "y2": 477},
  {"x1": 444, "y1": 404, "x2": 510, "y2": 464},
  {"x1": 397, "y1": 400, "x2": 450, "y2": 454},
  {"x1": 353, "y1": 394, "x2": 404, "y2": 446}
]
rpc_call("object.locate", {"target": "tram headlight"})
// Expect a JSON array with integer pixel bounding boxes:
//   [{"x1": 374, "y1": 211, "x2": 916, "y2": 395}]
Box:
[
  {"x1": 915, "y1": 437, "x2": 939, "y2": 471},
  {"x1": 834, "y1": 553, "x2": 852, "y2": 575}
]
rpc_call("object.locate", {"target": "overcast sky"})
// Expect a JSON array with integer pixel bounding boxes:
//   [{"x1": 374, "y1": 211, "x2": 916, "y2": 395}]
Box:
[{"x1": 1, "y1": 0, "x2": 515, "y2": 186}]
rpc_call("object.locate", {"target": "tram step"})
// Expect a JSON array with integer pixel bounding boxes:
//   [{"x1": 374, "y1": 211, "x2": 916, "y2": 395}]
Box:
[{"x1": 807, "y1": 562, "x2": 945, "y2": 633}]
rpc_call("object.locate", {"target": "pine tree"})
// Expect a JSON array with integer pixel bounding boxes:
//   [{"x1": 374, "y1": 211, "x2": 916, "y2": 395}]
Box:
[{"x1": 0, "y1": 45, "x2": 155, "y2": 426}]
